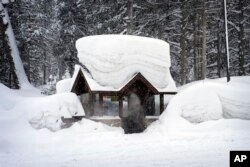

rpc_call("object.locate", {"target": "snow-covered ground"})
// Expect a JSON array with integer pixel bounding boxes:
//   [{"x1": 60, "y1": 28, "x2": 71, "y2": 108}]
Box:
[{"x1": 1, "y1": 77, "x2": 250, "y2": 167}]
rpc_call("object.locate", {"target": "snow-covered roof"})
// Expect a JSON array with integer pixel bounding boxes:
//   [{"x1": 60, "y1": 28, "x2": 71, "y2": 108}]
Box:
[{"x1": 73, "y1": 35, "x2": 176, "y2": 93}]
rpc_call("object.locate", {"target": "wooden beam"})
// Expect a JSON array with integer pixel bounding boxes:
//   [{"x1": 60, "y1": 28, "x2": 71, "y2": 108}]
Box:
[
  {"x1": 99, "y1": 94, "x2": 104, "y2": 116},
  {"x1": 119, "y1": 73, "x2": 158, "y2": 95},
  {"x1": 156, "y1": 92, "x2": 177, "y2": 95},
  {"x1": 160, "y1": 94, "x2": 164, "y2": 114},
  {"x1": 92, "y1": 91, "x2": 119, "y2": 96},
  {"x1": 119, "y1": 96, "x2": 123, "y2": 118}
]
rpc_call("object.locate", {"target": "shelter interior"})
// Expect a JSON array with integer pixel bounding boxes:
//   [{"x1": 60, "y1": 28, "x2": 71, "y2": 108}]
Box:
[{"x1": 71, "y1": 70, "x2": 176, "y2": 118}]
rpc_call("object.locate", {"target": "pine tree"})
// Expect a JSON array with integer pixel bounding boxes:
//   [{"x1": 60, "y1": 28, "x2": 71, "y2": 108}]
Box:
[{"x1": 2, "y1": 0, "x2": 250, "y2": 89}]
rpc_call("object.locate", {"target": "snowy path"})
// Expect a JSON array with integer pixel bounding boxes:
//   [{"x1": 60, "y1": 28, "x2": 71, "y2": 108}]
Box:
[{"x1": 1, "y1": 121, "x2": 250, "y2": 167}]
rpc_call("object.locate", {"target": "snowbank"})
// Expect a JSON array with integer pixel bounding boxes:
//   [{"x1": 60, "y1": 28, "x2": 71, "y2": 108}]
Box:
[
  {"x1": 177, "y1": 84, "x2": 223, "y2": 123},
  {"x1": 0, "y1": 84, "x2": 124, "y2": 166},
  {"x1": 28, "y1": 93, "x2": 85, "y2": 131},
  {"x1": 147, "y1": 77, "x2": 250, "y2": 133},
  {"x1": 0, "y1": 84, "x2": 85, "y2": 131},
  {"x1": 76, "y1": 35, "x2": 176, "y2": 92},
  {"x1": 56, "y1": 78, "x2": 72, "y2": 93}
]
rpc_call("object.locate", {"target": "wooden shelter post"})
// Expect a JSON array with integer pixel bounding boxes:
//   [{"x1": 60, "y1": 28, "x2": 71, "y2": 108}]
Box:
[
  {"x1": 119, "y1": 96, "x2": 123, "y2": 117},
  {"x1": 99, "y1": 94, "x2": 104, "y2": 116},
  {"x1": 89, "y1": 93, "x2": 95, "y2": 116},
  {"x1": 160, "y1": 94, "x2": 164, "y2": 114}
]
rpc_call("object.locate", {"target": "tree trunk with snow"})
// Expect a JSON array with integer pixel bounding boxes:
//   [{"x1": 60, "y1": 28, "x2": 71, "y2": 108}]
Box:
[
  {"x1": 0, "y1": 2, "x2": 30, "y2": 89},
  {"x1": 0, "y1": 16, "x2": 18, "y2": 88}
]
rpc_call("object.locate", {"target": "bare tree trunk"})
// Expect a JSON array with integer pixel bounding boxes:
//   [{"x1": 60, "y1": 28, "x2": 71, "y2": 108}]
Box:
[
  {"x1": 22, "y1": 42, "x2": 31, "y2": 82},
  {"x1": 180, "y1": 2, "x2": 187, "y2": 85},
  {"x1": 217, "y1": 19, "x2": 222, "y2": 78},
  {"x1": 43, "y1": 52, "x2": 46, "y2": 85},
  {"x1": 58, "y1": 57, "x2": 63, "y2": 80},
  {"x1": 127, "y1": 0, "x2": 133, "y2": 35},
  {"x1": 217, "y1": 33, "x2": 221, "y2": 78},
  {"x1": 180, "y1": 30, "x2": 187, "y2": 85},
  {"x1": 27, "y1": 45, "x2": 31, "y2": 82},
  {"x1": 201, "y1": 1, "x2": 207, "y2": 80},
  {"x1": 216, "y1": 0, "x2": 224, "y2": 78},
  {"x1": 238, "y1": 0, "x2": 245, "y2": 76},
  {"x1": 223, "y1": 0, "x2": 230, "y2": 82},
  {"x1": 43, "y1": 2, "x2": 48, "y2": 85},
  {"x1": 193, "y1": 12, "x2": 198, "y2": 81}
]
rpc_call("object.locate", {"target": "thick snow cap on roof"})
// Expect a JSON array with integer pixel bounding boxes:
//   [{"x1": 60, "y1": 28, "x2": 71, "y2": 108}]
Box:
[{"x1": 76, "y1": 35, "x2": 177, "y2": 92}]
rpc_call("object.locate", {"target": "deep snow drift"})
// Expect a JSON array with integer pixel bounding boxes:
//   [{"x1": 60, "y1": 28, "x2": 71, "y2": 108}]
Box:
[
  {"x1": 1, "y1": 77, "x2": 250, "y2": 167},
  {"x1": 147, "y1": 76, "x2": 250, "y2": 133},
  {"x1": 0, "y1": 84, "x2": 85, "y2": 132}
]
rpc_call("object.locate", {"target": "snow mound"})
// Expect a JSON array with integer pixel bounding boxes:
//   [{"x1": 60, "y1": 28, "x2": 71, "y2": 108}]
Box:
[
  {"x1": 76, "y1": 35, "x2": 176, "y2": 91},
  {"x1": 147, "y1": 77, "x2": 250, "y2": 132},
  {"x1": 28, "y1": 93, "x2": 85, "y2": 131},
  {"x1": 179, "y1": 84, "x2": 223, "y2": 123},
  {"x1": 56, "y1": 78, "x2": 72, "y2": 93},
  {"x1": 0, "y1": 84, "x2": 85, "y2": 132}
]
